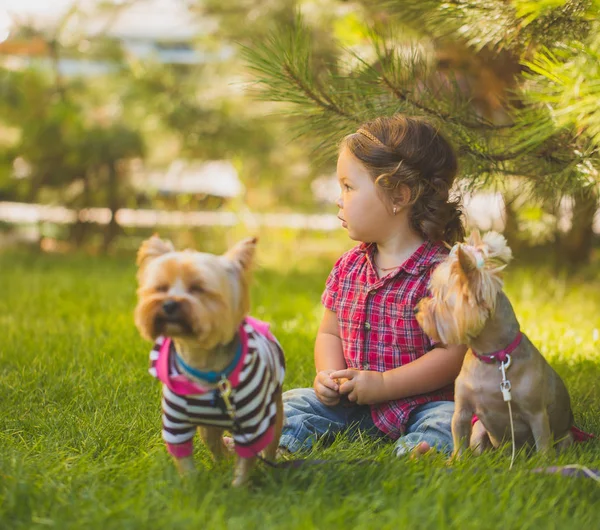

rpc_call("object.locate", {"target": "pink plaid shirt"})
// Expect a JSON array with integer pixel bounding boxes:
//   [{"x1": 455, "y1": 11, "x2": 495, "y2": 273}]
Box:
[{"x1": 322, "y1": 240, "x2": 454, "y2": 439}]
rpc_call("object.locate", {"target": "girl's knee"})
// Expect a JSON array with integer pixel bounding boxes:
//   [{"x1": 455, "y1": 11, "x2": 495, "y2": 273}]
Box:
[
  {"x1": 402, "y1": 401, "x2": 455, "y2": 452},
  {"x1": 283, "y1": 388, "x2": 318, "y2": 410},
  {"x1": 283, "y1": 387, "x2": 316, "y2": 403},
  {"x1": 282, "y1": 388, "x2": 324, "y2": 419},
  {"x1": 410, "y1": 401, "x2": 455, "y2": 430},
  {"x1": 436, "y1": 401, "x2": 456, "y2": 419}
]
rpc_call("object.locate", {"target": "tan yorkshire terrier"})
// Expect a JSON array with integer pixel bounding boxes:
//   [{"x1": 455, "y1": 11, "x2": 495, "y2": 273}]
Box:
[
  {"x1": 134, "y1": 235, "x2": 285, "y2": 487},
  {"x1": 415, "y1": 231, "x2": 574, "y2": 459}
]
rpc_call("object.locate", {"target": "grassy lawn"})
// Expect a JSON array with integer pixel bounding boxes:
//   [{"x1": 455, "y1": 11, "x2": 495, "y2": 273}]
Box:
[{"x1": 1, "y1": 247, "x2": 599, "y2": 529}]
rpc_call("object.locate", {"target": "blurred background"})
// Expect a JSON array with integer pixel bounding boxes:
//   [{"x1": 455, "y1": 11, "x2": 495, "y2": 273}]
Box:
[{"x1": 0, "y1": 0, "x2": 598, "y2": 268}]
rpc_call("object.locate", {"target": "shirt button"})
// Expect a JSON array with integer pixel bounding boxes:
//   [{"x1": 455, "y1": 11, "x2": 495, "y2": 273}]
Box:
[
  {"x1": 364, "y1": 322, "x2": 371, "y2": 330},
  {"x1": 362, "y1": 362, "x2": 369, "y2": 370}
]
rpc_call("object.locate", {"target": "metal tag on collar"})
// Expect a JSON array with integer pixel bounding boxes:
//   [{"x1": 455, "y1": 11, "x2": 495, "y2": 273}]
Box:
[
  {"x1": 499, "y1": 354, "x2": 512, "y2": 402},
  {"x1": 499, "y1": 353, "x2": 512, "y2": 371},
  {"x1": 500, "y1": 379, "x2": 512, "y2": 402},
  {"x1": 217, "y1": 376, "x2": 236, "y2": 420}
]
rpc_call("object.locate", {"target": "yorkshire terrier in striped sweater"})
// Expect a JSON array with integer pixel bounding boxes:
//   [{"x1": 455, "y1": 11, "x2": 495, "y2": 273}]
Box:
[{"x1": 135, "y1": 236, "x2": 285, "y2": 486}]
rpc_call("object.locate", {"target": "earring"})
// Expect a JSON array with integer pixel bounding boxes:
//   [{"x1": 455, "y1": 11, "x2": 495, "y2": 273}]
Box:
[{"x1": 393, "y1": 207, "x2": 397, "y2": 215}]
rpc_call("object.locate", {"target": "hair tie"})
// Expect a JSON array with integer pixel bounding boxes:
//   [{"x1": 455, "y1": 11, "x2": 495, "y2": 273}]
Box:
[
  {"x1": 449, "y1": 243, "x2": 486, "y2": 269},
  {"x1": 357, "y1": 128, "x2": 386, "y2": 148}
]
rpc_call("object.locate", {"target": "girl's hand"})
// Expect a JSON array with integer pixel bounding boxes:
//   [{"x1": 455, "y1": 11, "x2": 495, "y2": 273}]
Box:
[
  {"x1": 330, "y1": 369, "x2": 385, "y2": 405},
  {"x1": 313, "y1": 370, "x2": 341, "y2": 406}
]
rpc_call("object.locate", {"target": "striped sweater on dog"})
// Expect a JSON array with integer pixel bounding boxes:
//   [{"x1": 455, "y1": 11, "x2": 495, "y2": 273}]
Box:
[{"x1": 149, "y1": 317, "x2": 285, "y2": 458}]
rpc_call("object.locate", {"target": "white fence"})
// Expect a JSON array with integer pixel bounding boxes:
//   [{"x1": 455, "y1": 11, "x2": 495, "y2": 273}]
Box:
[
  {"x1": 0, "y1": 202, "x2": 342, "y2": 231},
  {"x1": 2, "y1": 195, "x2": 598, "y2": 233}
]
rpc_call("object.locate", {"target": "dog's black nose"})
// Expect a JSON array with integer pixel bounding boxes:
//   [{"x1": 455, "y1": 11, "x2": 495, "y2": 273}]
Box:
[
  {"x1": 162, "y1": 300, "x2": 179, "y2": 315},
  {"x1": 413, "y1": 306, "x2": 419, "y2": 315}
]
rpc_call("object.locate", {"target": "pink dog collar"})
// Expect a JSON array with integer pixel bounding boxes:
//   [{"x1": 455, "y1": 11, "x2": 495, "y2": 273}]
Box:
[{"x1": 472, "y1": 332, "x2": 523, "y2": 364}]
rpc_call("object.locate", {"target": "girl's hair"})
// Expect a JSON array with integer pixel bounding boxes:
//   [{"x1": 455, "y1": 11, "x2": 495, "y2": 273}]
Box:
[{"x1": 341, "y1": 114, "x2": 465, "y2": 245}]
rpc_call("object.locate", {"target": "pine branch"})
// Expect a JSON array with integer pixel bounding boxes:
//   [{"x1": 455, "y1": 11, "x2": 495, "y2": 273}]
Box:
[
  {"x1": 242, "y1": 5, "x2": 600, "y2": 197},
  {"x1": 378, "y1": 0, "x2": 521, "y2": 52},
  {"x1": 521, "y1": 34, "x2": 600, "y2": 149},
  {"x1": 279, "y1": 62, "x2": 352, "y2": 119},
  {"x1": 376, "y1": 0, "x2": 594, "y2": 54},
  {"x1": 376, "y1": 64, "x2": 512, "y2": 131}
]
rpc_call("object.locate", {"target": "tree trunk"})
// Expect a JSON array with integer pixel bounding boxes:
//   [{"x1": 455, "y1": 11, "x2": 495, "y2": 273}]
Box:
[
  {"x1": 501, "y1": 192, "x2": 523, "y2": 254},
  {"x1": 102, "y1": 161, "x2": 120, "y2": 254},
  {"x1": 560, "y1": 190, "x2": 598, "y2": 266},
  {"x1": 70, "y1": 172, "x2": 92, "y2": 247}
]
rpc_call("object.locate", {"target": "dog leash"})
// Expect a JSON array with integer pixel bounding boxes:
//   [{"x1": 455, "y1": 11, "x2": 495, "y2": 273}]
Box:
[
  {"x1": 215, "y1": 369, "x2": 365, "y2": 467},
  {"x1": 215, "y1": 378, "x2": 376, "y2": 470},
  {"x1": 498, "y1": 355, "x2": 517, "y2": 470},
  {"x1": 472, "y1": 333, "x2": 521, "y2": 470},
  {"x1": 532, "y1": 465, "x2": 600, "y2": 483},
  {"x1": 215, "y1": 376, "x2": 282, "y2": 468},
  {"x1": 217, "y1": 381, "x2": 600, "y2": 479}
]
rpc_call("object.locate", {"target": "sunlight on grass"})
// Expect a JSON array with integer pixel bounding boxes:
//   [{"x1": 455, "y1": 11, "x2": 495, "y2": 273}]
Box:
[
  {"x1": 506, "y1": 270, "x2": 600, "y2": 364},
  {"x1": 0, "y1": 248, "x2": 599, "y2": 529}
]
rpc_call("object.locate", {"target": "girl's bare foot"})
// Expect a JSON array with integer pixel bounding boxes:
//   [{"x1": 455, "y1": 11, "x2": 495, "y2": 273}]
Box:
[
  {"x1": 410, "y1": 441, "x2": 434, "y2": 460},
  {"x1": 222, "y1": 436, "x2": 235, "y2": 453}
]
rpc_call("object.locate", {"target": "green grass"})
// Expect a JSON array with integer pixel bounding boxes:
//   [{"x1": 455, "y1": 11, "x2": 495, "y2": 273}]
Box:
[{"x1": 1, "y1": 248, "x2": 599, "y2": 529}]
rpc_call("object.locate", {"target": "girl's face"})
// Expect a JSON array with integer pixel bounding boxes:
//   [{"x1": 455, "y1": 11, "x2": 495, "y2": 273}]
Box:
[{"x1": 335, "y1": 146, "x2": 394, "y2": 243}]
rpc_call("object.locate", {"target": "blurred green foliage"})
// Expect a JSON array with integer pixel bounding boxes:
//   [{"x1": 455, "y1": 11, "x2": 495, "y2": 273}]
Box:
[
  {"x1": 1, "y1": 1, "x2": 599, "y2": 263},
  {"x1": 0, "y1": 0, "x2": 344, "y2": 251}
]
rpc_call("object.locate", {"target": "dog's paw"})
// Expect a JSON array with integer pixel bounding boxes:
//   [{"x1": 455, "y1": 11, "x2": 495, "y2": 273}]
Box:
[{"x1": 174, "y1": 456, "x2": 197, "y2": 476}]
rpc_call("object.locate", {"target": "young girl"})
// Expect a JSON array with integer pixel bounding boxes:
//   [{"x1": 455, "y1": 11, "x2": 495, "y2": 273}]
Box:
[{"x1": 280, "y1": 114, "x2": 468, "y2": 457}]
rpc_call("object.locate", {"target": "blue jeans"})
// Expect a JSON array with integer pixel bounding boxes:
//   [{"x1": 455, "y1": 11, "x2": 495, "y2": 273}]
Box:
[{"x1": 280, "y1": 388, "x2": 455, "y2": 457}]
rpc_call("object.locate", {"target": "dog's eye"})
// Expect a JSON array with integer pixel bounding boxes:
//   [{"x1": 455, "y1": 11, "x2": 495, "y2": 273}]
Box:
[
  {"x1": 155, "y1": 284, "x2": 169, "y2": 293},
  {"x1": 189, "y1": 284, "x2": 204, "y2": 294}
]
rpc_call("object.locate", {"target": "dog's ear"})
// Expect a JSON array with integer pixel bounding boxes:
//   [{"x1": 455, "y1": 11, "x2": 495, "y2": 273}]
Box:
[
  {"x1": 414, "y1": 298, "x2": 441, "y2": 343},
  {"x1": 137, "y1": 235, "x2": 175, "y2": 273},
  {"x1": 224, "y1": 237, "x2": 257, "y2": 271},
  {"x1": 456, "y1": 244, "x2": 478, "y2": 275},
  {"x1": 467, "y1": 229, "x2": 482, "y2": 247}
]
